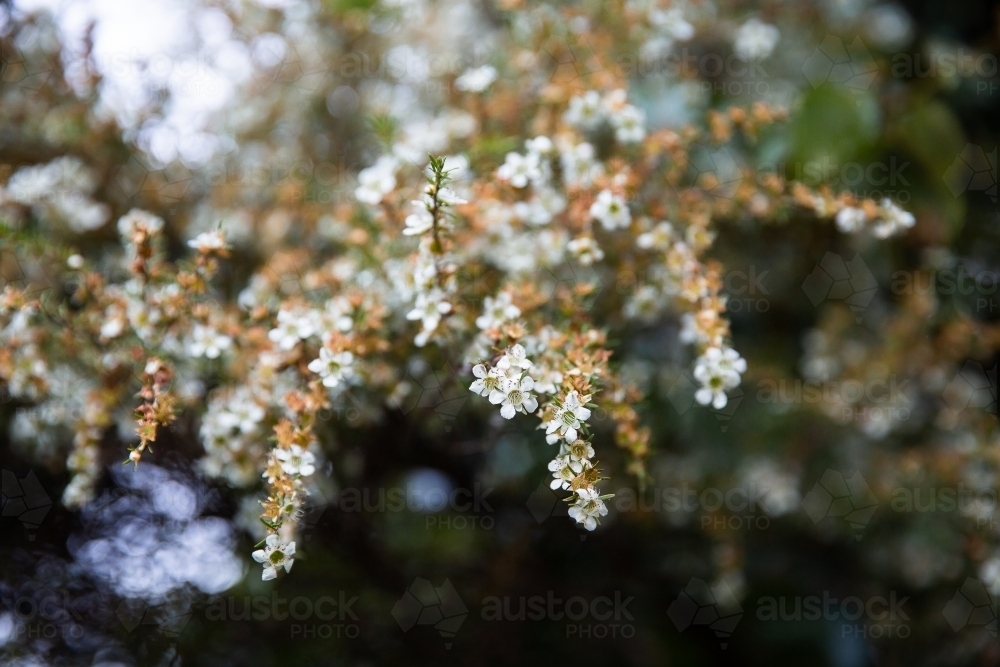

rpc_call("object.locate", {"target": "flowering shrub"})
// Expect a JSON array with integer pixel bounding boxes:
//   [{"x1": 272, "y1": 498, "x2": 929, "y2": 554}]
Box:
[{"x1": 1, "y1": 0, "x2": 998, "y2": 664}]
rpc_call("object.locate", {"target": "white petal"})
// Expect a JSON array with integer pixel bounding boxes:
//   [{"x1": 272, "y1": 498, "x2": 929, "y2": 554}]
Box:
[{"x1": 694, "y1": 387, "x2": 713, "y2": 405}]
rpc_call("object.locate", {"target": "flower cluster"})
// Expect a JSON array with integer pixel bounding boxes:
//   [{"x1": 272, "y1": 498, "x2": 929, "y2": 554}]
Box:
[
  {"x1": 471, "y1": 344, "x2": 539, "y2": 420},
  {"x1": 835, "y1": 198, "x2": 917, "y2": 238}
]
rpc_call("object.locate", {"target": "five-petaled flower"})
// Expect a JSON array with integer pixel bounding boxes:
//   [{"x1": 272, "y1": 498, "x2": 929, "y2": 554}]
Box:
[
  {"x1": 568, "y1": 487, "x2": 608, "y2": 531},
  {"x1": 308, "y1": 347, "x2": 355, "y2": 388},
  {"x1": 275, "y1": 444, "x2": 316, "y2": 477},
  {"x1": 252, "y1": 534, "x2": 296, "y2": 580},
  {"x1": 544, "y1": 391, "x2": 592, "y2": 443},
  {"x1": 489, "y1": 374, "x2": 539, "y2": 419}
]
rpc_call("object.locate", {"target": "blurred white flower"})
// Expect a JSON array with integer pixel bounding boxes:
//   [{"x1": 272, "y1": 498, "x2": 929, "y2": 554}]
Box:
[
  {"x1": 455, "y1": 65, "x2": 497, "y2": 92},
  {"x1": 734, "y1": 19, "x2": 780, "y2": 60}
]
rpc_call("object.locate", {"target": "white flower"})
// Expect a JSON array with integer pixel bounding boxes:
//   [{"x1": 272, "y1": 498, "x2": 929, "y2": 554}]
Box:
[
  {"x1": 275, "y1": 444, "x2": 316, "y2": 477},
  {"x1": 835, "y1": 206, "x2": 866, "y2": 233},
  {"x1": 323, "y1": 297, "x2": 354, "y2": 332},
  {"x1": 489, "y1": 373, "x2": 539, "y2": 419},
  {"x1": 560, "y1": 141, "x2": 603, "y2": 187},
  {"x1": 637, "y1": 221, "x2": 674, "y2": 250},
  {"x1": 568, "y1": 488, "x2": 608, "y2": 531},
  {"x1": 407, "y1": 289, "x2": 452, "y2": 347},
  {"x1": 873, "y1": 199, "x2": 916, "y2": 238},
  {"x1": 252, "y1": 534, "x2": 296, "y2": 580},
  {"x1": 544, "y1": 391, "x2": 593, "y2": 443},
  {"x1": 530, "y1": 365, "x2": 563, "y2": 395},
  {"x1": 497, "y1": 152, "x2": 544, "y2": 188},
  {"x1": 437, "y1": 187, "x2": 468, "y2": 206},
  {"x1": 497, "y1": 343, "x2": 532, "y2": 371},
  {"x1": 564, "y1": 91, "x2": 604, "y2": 129},
  {"x1": 610, "y1": 105, "x2": 646, "y2": 143},
  {"x1": 525, "y1": 136, "x2": 553, "y2": 155},
  {"x1": 307, "y1": 347, "x2": 355, "y2": 388},
  {"x1": 188, "y1": 324, "x2": 232, "y2": 359},
  {"x1": 355, "y1": 156, "x2": 398, "y2": 205},
  {"x1": 100, "y1": 305, "x2": 126, "y2": 339},
  {"x1": 268, "y1": 309, "x2": 315, "y2": 350},
  {"x1": 476, "y1": 292, "x2": 521, "y2": 330},
  {"x1": 650, "y1": 7, "x2": 694, "y2": 41},
  {"x1": 403, "y1": 204, "x2": 434, "y2": 236},
  {"x1": 117, "y1": 209, "x2": 164, "y2": 237},
  {"x1": 565, "y1": 439, "x2": 596, "y2": 463},
  {"x1": 217, "y1": 395, "x2": 265, "y2": 435},
  {"x1": 548, "y1": 455, "x2": 584, "y2": 490},
  {"x1": 469, "y1": 363, "x2": 507, "y2": 397},
  {"x1": 693, "y1": 346, "x2": 746, "y2": 409},
  {"x1": 567, "y1": 236, "x2": 605, "y2": 265},
  {"x1": 188, "y1": 230, "x2": 227, "y2": 253},
  {"x1": 590, "y1": 190, "x2": 631, "y2": 230},
  {"x1": 455, "y1": 65, "x2": 497, "y2": 92},
  {"x1": 734, "y1": 19, "x2": 780, "y2": 61}
]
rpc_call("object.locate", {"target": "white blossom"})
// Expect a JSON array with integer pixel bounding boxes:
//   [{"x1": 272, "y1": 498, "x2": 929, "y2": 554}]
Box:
[
  {"x1": 455, "y1": 65, "x2": 497, "y2": 92},
  {"x1": 252, "y1": 534, "x2": 296, "y2": 580},
  {"x1": 407, "y1": 288, "x2": 452, "y2": 347},
  {"x1": 544, "y1": 391, "x2": 592, "y2": 444},
  {"x1": 355, "y1": 156, "x2": 398, "y2": 205},
  {"x1": 568, "y1": 488, "x2": 608, "y2": 531},
  {"x1": 187, "y1": 230, "x2": 227, "y2": 253},
  {"x1": 548, "y1": 455, "x2": 584, "y2": 490},
  {"x1": 693, "y1": 346, "x2": 746, "y2": 409},
  {"x1": 835, "y1": 206, "x2": 866, "y2": 233},
  {"x1": 873, "y1": 199, "x2": 916, "y2": 238},
  {"x1": 637, "y1": 221, "x2": 674, "y2": 250},
  {"x1": 650, "y1": 7, "x2": 695, "y2": 41},
  {"x1": 567, "y1": 236, "x2": 605, "y2": 265},
  {"x1": 560, "y1": 141, "x2": 603, "y2": 188},
  {"x1": 564, "y1": 90, "x2": 604, "y2": 129},
  {"x1": 610, "y1": 105, "x2": 646, "y2": 143},
  {"x1": 268, "y1": 309, "x2": 315, "y2": 350},
  {"x1": 476, "y1": 292, "x2": 521, "y2": 330},
  {"x1": 469, "y1": 363, "x2": 507, "y2": 397},
  {"x1": 497, "y1": 151, "x2": 544, "y2": 188},
  {"x1": 403, "y1": 203, "x2": 435, "y2": 236},
  {"x1": 489, "y1": 373, "x2": 539, "y2": 419},
  {"x1": 497, "y1": 343, "x2": 532, "y2": 372},
  {"x1": 590, "y1": 190, "x2": 631, "y2": 230},
  {"x1": 307, "y1": 348, "x2": 355, "y2": 388},
  {"x1": 734, "y1": 19, "x2": 780, "y2": 61},
  {"x1": 188, "y1": 324, "x2": 233, "y2": 359},
  {"x1": 117, "y1": 209, "x2": 164, "y2": 237},
  {"x1": 275, "y1": 444, "x2": 316, "y2": 477}
]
